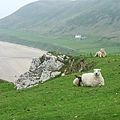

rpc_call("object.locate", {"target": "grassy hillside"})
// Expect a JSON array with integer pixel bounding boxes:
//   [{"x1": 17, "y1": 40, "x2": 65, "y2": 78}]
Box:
[
  {"x1": 0, "y1": 29, "x2": 120, "y2": 55},
  {"x1": 0, "y1": 55, "x2": 120, "y2": 120},
  {"x1": 0, "y1": 0, "x2": 120, "y2": 36},
  {"x1": 0, "y1": 0, "x2": 120, "y2": 54}
]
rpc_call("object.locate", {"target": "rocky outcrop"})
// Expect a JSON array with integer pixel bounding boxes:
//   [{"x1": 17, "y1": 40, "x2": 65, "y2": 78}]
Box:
[
  {"x1": 14, "y1": 52, "x2": 96, "y2": 90},
  {"x1": 14, "y1": 52, "x2": 69, "y2": 90}
]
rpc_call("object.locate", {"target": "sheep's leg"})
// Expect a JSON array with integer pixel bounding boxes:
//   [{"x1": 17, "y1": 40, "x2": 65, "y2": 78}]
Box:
[
  {"x1": 98, "y1": 83, "x2": 104, "y2": 86},
  {"x1": 80, "y1": 82, "x2": 83, "y2": 86}
]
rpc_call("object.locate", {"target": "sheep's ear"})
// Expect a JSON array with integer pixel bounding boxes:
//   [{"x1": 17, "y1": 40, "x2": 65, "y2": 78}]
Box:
[
  {"x1": 75, "y1": 75, "x2": 78, "y2": 78},
  {"x1": 99, "y1": 69, "x2": 101, "y2": 71},
  {"x1": 75, "y1": 75, "x2": 81, "y2": 79}
]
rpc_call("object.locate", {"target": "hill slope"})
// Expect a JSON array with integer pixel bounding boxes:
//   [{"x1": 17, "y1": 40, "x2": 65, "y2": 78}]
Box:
[
  {"x1": 0, "y1": 0, "x2": 120, "y2": 54},
  {"x1": 0, "y1": 0, "x2": 120, "y2": 36},
  {"x1": 0, "y1": 55, "x2": 120, "y2": 119}
]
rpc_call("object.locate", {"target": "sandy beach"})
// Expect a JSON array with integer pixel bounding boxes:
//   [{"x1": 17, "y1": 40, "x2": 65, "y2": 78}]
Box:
[{"x1": 0, "y1": 41, "x2": 47, "y2": 82}]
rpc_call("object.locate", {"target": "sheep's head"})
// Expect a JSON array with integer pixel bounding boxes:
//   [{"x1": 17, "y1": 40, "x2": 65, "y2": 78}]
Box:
[
  {"x1": 100, "y1": 48, "x2": 105, "y2": 53},
  {"x1": 94, "y1": 69, "x2": 101, "y2": 76},
  {"x1": 75, "y1": 75, "x2": 82, "y2": 81}
]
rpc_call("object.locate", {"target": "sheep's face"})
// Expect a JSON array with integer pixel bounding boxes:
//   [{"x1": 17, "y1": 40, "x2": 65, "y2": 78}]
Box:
[
  {"x1": 100, "y1": 48, "x2": 104, "y2": 53},
  {"x1": 94, "y1": 69, "x2": 101, "y2": 76}
]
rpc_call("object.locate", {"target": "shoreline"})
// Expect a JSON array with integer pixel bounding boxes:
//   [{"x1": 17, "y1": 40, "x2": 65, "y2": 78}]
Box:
[{"x1": 0, "y1": 41, "x2": 47, "y2": 82}]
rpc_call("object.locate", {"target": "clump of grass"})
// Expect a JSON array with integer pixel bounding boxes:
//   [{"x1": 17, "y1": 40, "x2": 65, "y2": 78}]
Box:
[{"x1": 0, "y1": 79, "x2": 8, "y2": 84}]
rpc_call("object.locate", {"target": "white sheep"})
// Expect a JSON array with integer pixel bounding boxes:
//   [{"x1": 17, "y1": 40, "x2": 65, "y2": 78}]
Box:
[
  {"x1": 74, "y1": 69, "x2": 105, "y2": 87},
  {"x1": 94, "y1": 51, "x2": 102, "y2": 57},
  {"x1": 94, "y1": 48, "x2": 106, "y2": 57},
  {"x1": 100, "y1": 48, "x2": 106, "y2": 57}
]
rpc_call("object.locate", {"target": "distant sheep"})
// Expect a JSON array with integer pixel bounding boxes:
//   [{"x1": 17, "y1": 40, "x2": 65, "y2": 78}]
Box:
[
  {"x1": 95, "y1": 48, "x2": 106, "y2": 57},
  {"x1": 74, "y1": 69, "x2": 105, "y2": 87},
  {"x1": 100, "y1": 48, "x2": 106, "y2": 57}
]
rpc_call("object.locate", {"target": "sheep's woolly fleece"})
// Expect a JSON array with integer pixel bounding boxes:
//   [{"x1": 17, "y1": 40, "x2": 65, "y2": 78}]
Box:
[
  {"x1": 95, "y1": 48, "x2": 106, "y2": 57},
  {"x1": 73, "y1": 69, "x2": 105, "y2": 87}
]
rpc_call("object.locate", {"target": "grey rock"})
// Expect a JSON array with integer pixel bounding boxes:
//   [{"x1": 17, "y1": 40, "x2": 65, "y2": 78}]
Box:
[{"x1": 14, "y1": 52, "x2": 69, "y2": 90}]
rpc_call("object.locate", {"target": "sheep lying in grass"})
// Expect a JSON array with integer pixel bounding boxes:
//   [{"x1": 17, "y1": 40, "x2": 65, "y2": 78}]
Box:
[
  {"x1": 74, "y1": 69, "x2": 105, "y2": 87},
  {"x1": 95, "y1": 48, "x2": 106, "y2": 57}
]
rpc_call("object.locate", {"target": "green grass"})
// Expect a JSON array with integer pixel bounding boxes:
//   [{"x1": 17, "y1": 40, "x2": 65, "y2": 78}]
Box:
[
  {"x1": 0, "y1": 55, "x2": 120, "y2": 120},
  {"x1": 0, "y1": 29, "x2": 120, "y2": 55}
]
